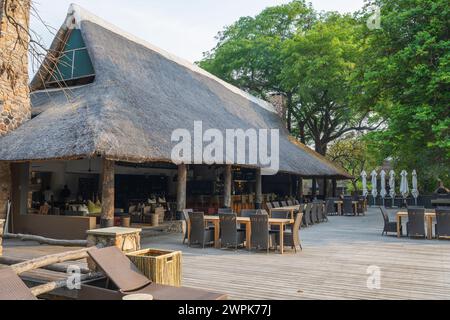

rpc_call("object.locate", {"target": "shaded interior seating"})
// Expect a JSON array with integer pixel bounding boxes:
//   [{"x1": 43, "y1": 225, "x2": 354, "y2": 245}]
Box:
[
  {"x1": 128, "y1": 205, "x2": 141, "y2": 223},
  {"x1": 435, "y1": 207, "x2": 450, "y2": 239},
  {"x1": 281, "y1": 201, "x2": 288, "y2": 207},
  {"x1": 275, "y1": 212, "x2": 304, "y2": 253},
  {"x1": 272, "y1": 202, "x2": 280, "y2": 208},
  {"x1": 249, "y1": 214, "x2": 277, "y2": 253},
  {"x1": 84, "y1": 247, "x2": 227, "y2": 300},
  {"x1": 303, "y1": 203, "x2": 312, "y2": 227},
  {"x1": 182, "y1": 209, "x2": 193, "y2": 244},
  {"x1": 218, "y1": 208, "x2": 233, "y2": 214},
  {"x1": 294, "y1": 199, "x2": 300, "y2": 205},
  {"x1": 287, "y1": 200, "x2": 294, "y2": 206},
  {"x1": 0, "y1": 267, "x2": 38, "y2": 300},
  {"x1": 343, "y1": 198, "x2": 354, "y2": 216},
  {"x1": 407, "y1": 208, "x2": 426, "y2": 238},
  {"x1": 142, "y1": 206, "x2": 152, "y2": 224},
  {"x1": 189, "y1": 212, "x2": 215, "y2": 248},
  {"x1": 266, "y1": 202, "x2": 274, "y2": 211},
  {"x1": 219, "y1": 213, "x2": 246, "y2": 250},
  {"x1": 380, "y1": 207, "x2": 402, "y2": 236}
]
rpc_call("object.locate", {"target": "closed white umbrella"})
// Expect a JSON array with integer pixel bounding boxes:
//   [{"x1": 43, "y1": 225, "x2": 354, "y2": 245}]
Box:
[
  {"x1": 361, "y1": 171, "x2": 368, "y2": 198},
  {"x1": 389, "y1": 170, "x2": 396, "y2": 207},
  {"x1": 400, "y1": 170, "x2": 409, "y2": 199},
  {"x1": 371, "y1": 170, "x2": 378, "y2": 206},
  {"x1": 380, "y1": 170, "x2": 387, "y2": 206},
  {"x1": 411, "y1": 170, "x2": 419, "y2": 205}
]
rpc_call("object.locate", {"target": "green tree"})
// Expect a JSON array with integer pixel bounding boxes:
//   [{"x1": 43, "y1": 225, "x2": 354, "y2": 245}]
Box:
[
  {"x1": 357, "y1": 0, "x2": 450, "y2": 192},
  {"x1": 281, "y1": 13, "x2": 382, "y2": 155}
]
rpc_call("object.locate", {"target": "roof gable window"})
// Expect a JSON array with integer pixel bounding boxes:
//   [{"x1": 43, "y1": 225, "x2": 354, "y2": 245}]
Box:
[{"x1": 46, "y1": 29, "x2": 95, "y2": 87}]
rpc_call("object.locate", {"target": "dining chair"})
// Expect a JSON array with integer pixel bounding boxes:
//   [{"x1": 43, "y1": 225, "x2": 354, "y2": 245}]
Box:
[
  {"x1": 380, "y1": 207, "x2": 402, "y2": 236},
  {"x1": 218, "y1": 208, "x2": 233, "y2": 214},
  {"x1": 188, "y1": 212, "x2": 215, "y2": 248},
  {"x1": 249, "y1": 214, "x2": 277, "y2": 253},
  {"x1": 435, "y1": 207, "x2": 450, "y2": 239},
  {"x1": 219, "y1": 213, "x2": 246, "y2": 250},
  {"x1": 343, "y1": 198, "x2": 354, "y2": 216},
  {"x1": 325, "y1": 199, "x2": 336, "y2": 216},
  {"x1": 182, "y1": 209, "x2": 194, "y2": 244},
  {"x1": 271, "y1": 210, "x2": 290, "y2": 232},
  {"x1": 406, "y1": 208, "x2": 426, "y2": 238},
  {"x1": 272, "y1": 202, "x2": 280, "y2": 208},
  {"x1": 303, "y1": 203, "x2": 312, "y2": 228},
  {"x1": 311, "y1": 203, "x2": 320, "y2": 224},
  {"x1": 275, "y1": 212, "x2": 304, "y2": 253}
]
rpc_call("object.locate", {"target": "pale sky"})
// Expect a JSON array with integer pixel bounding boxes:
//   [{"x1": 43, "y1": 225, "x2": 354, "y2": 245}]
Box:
[{"x1": 31, "y1": 0, "x2": 365, "y2": 63}]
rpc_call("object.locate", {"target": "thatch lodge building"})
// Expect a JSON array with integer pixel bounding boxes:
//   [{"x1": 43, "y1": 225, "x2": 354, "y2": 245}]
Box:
[{"x1": 0, "y1": 5, "x2": 350, "y2": 239}]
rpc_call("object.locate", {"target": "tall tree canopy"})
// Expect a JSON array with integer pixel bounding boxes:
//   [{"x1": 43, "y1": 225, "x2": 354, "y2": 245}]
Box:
[
  {"x1": 357, "y1": 0, "x2": 449, "y2": 190},
  {"x1": 199, "y1": 1, "x2": 380, "y2": 156}
]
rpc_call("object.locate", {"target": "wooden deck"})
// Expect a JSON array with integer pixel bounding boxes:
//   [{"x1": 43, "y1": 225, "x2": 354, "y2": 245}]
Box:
[
  {"x1": 2, "y1": 207, "x2": 450, "y2": 300},
  {"x1": 144, "y1": 208, "x2": 450, "y2": 300}
]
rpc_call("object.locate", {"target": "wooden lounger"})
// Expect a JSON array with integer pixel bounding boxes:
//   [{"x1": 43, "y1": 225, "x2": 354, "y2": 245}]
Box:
[
  {"x1": 0, "y1": 267, "x2": 37, "y2": 300},
  {"x1": 84, "y1": 246, "x2": 227, "y2": 300}
]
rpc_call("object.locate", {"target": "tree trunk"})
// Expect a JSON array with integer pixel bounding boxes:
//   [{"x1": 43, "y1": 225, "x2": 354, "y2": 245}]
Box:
[{"x1": 315, "y1": 141, "x2": 328, "y2": 156}]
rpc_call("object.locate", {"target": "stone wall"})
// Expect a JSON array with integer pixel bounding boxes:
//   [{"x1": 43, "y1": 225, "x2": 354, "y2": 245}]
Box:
[{"x1": 0, "y1": 0, "x2": 31, "y2": 219}]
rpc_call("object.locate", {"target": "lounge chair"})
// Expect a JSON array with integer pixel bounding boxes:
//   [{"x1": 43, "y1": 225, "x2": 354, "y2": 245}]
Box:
[
  {"x1": 406, "y1": 208, "x2": 426, "y2": 238},
  {"x1": 188, "y1": 212, "x2": 215, "y2": 248},
  {"x1": 219, "y1": 214, "x2": 246, "y2": 250},
  {"x1": 435, "y1": 207, "x2": 450, "y2": 239},
  {"x1": 80, "y1": 247, "x2": 227, "y2": 300},
  {"x1": 380, "y1": 207, "x2": 402, "y2": 236},
  {"x1": 0, "y1": 268, "x2": 38, "y2": 300}
]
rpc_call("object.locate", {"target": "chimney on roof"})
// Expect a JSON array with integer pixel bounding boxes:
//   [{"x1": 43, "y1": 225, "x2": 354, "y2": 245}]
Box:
[
  {"x1": 0, "y1": 0, "x2": 31, "y2": 221},
  {"x1": 267, "y1": 93, "x2": 287, "y2": 129}
]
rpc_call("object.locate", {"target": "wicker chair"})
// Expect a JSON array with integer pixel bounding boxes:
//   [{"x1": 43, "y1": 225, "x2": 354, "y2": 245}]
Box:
[
  {"x1": 287, "y1": 200, "x2": 294, "y2": 206},
  {"x1": 318, "y1": 202, "x2": 328, "y2": 222},
  {"x1": 311, "y1": 203, "x2": 321, "y2": 224},
  {"x1": 188, "y1": 212, "x2": 215, "y2": 248},
  {"x1": 275, "y1": 212, "x2": 303, "y2": 253},
  {"x1": 281, "y1": 201, "x2": 288, "y2": 207},
  {"x1": 266, "y1": 202, "x2": 274, "y2": 211},
  {"x1": 303, "y1": 203, "x2": 312, "y2": 227},
  {"x1": 249, "y1": 214, "x2": 277, "y2": 253},
  {"x1": 356, "y1": 199, "x2": 365, "y2": 216},
  {"x1": 406, "y1": 208, "x2": 426, "y2": 238},
  {"x1": 219, "y1": 213, "x2": 246, "y2": 250},
  {"x1": 435, "y1": 207, "x2": 450, "y2": 239},
  {"x1": 380, "y1": 207, "x2": 402, "y2": 236},
  {"x1": 272, "y1": 202, "x2": 280, "y2": 208},
  {"x1": 182, "y1": 209, "x2": 193, "y2": 244},
  {"x1": 271, "y1": 210, "x2": 290, "y2": 232},
  {"x1": 343, "y1": 198, "x2": 355, "y2": 216},
  {"x1": 241, "y1": 209, "x2": 257, "y2": 217},
  {"x1": 325, "y1": 199, "x2": 336, "y2": 216}
]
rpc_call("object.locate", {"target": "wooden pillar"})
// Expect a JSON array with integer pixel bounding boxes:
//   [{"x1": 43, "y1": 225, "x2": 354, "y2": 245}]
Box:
[
  {"x1": 332, "y1": 178, "x2": 337, "y2": 197},
  {"x1": 177, "y1": 164, "x2": 187, "y2": 214},
  {"x1": 101, "y1": 159, "x2": 115, "y2": 228},
  {"x1": 223, "y1": 165, "x2": 232, "y2": 208},
  {"x1": 255, "y1": 168, "x2": 262, "y2": 209},
  {"x1": 297, "y1": 177, "x2": 304, "y2": 201},
  {"x1": 323, "y1": 178, "x2": 328, "y2": 199},
  {"x1": 312, "y1": 178, "x2": 317, "y2": 199}
]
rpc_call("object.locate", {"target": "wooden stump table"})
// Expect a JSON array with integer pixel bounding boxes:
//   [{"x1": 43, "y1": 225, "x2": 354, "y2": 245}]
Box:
[{"x1": 87, "y1": 227, "x2": 142, "y2": 253}]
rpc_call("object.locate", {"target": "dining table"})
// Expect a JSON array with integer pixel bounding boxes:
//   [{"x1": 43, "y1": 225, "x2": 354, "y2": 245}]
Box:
[
  {"x1": 270, "y1": 205, "x2": 302, "y2": 220},
  {"x1": 189, "y1": 215, "x2": 294, "y2": 254},
  {"x1": 334, "y1": 200, "x2": 359, "y2": 215},
  {"x1": 396, "y1": 211, "x2": 436, "y2": 240}
]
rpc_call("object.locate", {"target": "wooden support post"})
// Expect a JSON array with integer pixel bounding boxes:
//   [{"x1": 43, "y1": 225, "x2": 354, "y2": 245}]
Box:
[
  {"x1": 312, "y1": 178, "x2": 317, "y2": 200},
  {"x1": 177, "y1": 164, "x2": 187, "y2": 215},
  {"x1": 224, "y1": 165, "x2": 232, "y2": 208},
  {"x1": 255, "y1": 168, "x2": 262, "y2": 209},
  {"x1": 101, "y1": 159, "x2": 115, "y2": 228},
  {"x1": 297, "y1": 177, "x2": 304, "y2": 201},
  {"x1": 332, "y1": 178, "x2": 337, "y2": 197}
]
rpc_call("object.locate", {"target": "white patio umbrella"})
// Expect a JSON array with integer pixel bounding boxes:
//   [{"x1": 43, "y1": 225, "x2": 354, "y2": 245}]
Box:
[
  {"x1": 371, "y1": 170, "x2": 378, "y2": 206},
  {"x1": 380, "y1": 170, "x2": 387, "y2": 206},
  {"x1": 411, "y1": 170, "x2": 419, "y2": 206},
  {"x1": 400, "y1": 170, "x2": 409, "y2": 199},
  {"x1": 389, "y1": 170, "x2": 396, "y2": 199},
  {"x1": 361, "y1": 171, "x2": 368, "y2": 198}
]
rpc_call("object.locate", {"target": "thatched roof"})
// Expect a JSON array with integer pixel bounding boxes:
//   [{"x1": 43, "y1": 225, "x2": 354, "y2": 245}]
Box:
[{"x1": 0, "y1": 5, "x2": 350, "y2": 179}]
